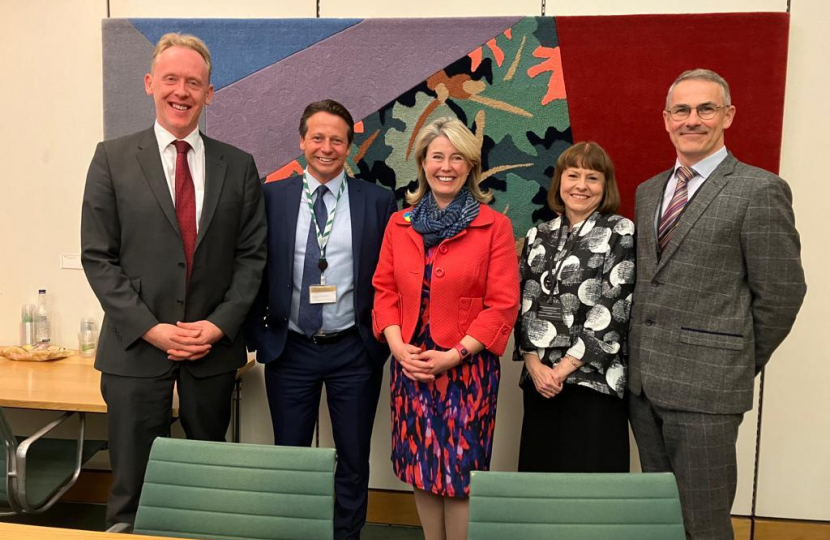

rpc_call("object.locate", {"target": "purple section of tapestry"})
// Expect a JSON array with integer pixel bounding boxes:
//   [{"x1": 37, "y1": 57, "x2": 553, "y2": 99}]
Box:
[
  {"x1": 207, "y1": 17, "x2": 522, "y2": 175},
  {"x1": 102, "y1": 19, "x2": 207, "y2": 140},
  {"x1": 103, "y1": 20, "x2": 156, "y2": 140}
]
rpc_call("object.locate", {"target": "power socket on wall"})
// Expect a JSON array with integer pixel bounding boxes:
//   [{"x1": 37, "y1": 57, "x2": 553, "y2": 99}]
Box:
[{"x1": 60, "y1": 253, "x2": 83, "y2": 270}]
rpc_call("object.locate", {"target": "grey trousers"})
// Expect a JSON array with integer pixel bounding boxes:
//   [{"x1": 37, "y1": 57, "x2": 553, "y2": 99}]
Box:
[{"x1": 629, "y1": 391, "x2": 744, "y2": 540}]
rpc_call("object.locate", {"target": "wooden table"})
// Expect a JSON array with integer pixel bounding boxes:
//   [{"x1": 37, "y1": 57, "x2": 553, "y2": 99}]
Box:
[
  {"x1": 0, "y1": 522, "x2": 207, "y2": 540},
  {"x1": 0, "y1": 355, "x2": 256, "y2": 439},
  {"x1": 0, "y1": 355, "x2": 106, "y2": 413}
]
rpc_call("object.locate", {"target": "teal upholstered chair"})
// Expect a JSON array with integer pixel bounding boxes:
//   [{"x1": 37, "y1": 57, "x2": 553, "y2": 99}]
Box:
[
  {"x1": 468, "y1": 471, "x2": 685, "y2": 540},
  {"x1": 129, "y1": 438, "x2": 336, "y2": 540},
  {"x1": 1, "y1": 407, "x2": 106, "y2": 516}
]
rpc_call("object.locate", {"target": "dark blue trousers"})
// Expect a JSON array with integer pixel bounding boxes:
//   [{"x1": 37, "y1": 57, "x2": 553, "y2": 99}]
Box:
[{"x1": 264, "y1": 331, "x2": 383, "y2": 540}]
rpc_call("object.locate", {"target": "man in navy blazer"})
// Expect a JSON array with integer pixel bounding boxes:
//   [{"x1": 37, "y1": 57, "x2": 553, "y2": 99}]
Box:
[{"x1": 246, "y1": 100, "x2": 396, "y2": 540}]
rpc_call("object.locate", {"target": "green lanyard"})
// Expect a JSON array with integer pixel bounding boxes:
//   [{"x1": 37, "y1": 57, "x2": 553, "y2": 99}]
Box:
[{"x1": 302, "y1": 172, "x2": 346, "y2": 275}]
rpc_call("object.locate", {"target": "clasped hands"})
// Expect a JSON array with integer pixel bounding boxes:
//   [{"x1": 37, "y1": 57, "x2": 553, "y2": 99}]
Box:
[
  {"x1": 391, "y1": 342, "x2": 460, "y2": 382},
  {"x1": 526, "y1": 355, "x2": 573, "y2": 399},
  {"x1": 142, "y1": 321, "x2": 224, "y2": 361}
]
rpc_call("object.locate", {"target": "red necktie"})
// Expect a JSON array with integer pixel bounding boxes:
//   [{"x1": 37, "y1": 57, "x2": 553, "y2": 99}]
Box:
[
  {"x1": 657, "y1": 166, "x2": 693, "y2": 252},
  {"x1": 172, "y1": 140, "x2": 196, "y2": 284}
]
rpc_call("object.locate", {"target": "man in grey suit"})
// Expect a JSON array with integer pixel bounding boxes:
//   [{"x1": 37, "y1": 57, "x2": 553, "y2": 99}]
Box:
[
  {"x1": 628, "y1": 69, "x2": 806, "y2": 540},
  {"x1": 81, "y1": 33, "x2": 266, "y2": 527}
]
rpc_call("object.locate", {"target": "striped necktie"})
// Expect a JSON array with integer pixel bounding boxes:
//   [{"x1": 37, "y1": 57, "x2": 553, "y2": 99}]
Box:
[{"x1": 657, "y1": 166, "x2": 694, "y2": 252}]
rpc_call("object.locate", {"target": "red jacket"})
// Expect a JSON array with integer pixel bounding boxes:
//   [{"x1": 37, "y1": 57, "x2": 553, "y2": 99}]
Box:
[{"x1": 372, "y1": 204, "x2": 520, "y2": 355}]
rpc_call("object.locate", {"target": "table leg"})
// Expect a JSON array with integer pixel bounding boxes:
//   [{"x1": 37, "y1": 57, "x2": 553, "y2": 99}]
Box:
[{"x1": 232, "y1": 378, "x2": 242, "y2": 443}]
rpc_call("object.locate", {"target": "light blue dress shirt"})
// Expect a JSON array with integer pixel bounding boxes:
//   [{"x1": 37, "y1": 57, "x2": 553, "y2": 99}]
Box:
[
  {"x1": 659, "y1": 145, "x2": 729, "y2": 217},
  {"x1": 288, "y1": 170, "x2": 356, "y2": 334}
]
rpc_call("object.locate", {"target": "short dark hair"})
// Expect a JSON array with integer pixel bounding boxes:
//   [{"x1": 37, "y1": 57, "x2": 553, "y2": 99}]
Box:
[
  {"x1": 548, "y1": 141, "x2": 620, "y2": 215},
  {"x1": 298, "y1": 99, "x2": 355, "y2": 145}
]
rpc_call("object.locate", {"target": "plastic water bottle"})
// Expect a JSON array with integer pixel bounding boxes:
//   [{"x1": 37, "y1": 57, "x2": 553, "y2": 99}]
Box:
[{"x1": 34, "y1": 289, "x2": 50, "y2": 344}]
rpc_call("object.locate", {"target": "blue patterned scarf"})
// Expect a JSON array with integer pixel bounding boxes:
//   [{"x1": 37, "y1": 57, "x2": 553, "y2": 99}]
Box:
[{"x1": 411, "y1": 187, "x2": 480, "y2": 248}]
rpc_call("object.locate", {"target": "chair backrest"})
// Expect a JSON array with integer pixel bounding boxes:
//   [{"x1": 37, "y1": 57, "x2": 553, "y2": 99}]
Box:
[
  {"x1": 134, "y1": 438, "x2": 336, "y2": 540},
  {"x1": 468, "y1": 471, "x2": 686, "y2": 540}
]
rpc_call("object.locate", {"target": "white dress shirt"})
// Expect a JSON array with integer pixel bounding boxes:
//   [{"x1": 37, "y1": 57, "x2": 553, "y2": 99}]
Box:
[{"x1": 153, "y1": 122, "x2": 206, "y2": 233}]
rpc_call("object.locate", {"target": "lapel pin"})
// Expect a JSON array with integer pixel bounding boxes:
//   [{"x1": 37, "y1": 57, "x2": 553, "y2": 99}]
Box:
[{"x1": 403, "y1": 212, "x2": 411, "y2": 223}]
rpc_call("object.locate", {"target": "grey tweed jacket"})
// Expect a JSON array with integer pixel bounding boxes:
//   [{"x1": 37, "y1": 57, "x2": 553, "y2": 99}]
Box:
[{"x1": 628, "y1": 152, "x2": 806, "y2": 414}]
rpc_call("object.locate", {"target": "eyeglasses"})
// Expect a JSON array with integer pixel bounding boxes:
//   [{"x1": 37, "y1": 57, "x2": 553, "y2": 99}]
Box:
[{"x1": 665, "y1": 104, "x2": 727, "y2": 121}]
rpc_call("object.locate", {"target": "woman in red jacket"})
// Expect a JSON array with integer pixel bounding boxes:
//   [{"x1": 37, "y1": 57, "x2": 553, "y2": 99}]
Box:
[{"x1": 372, "y1": 117, "x2": 520, "y2": 540}]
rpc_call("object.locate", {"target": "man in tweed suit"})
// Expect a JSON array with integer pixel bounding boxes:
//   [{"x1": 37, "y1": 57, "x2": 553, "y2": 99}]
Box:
[{"x1": 628, "y1": 69, "x2": 806, "y2": 540}]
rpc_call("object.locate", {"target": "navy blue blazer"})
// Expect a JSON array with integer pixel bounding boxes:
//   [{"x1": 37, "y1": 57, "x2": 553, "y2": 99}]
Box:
[{"x1": 245, "y1": 175, "x2": 396, "y2": 365}]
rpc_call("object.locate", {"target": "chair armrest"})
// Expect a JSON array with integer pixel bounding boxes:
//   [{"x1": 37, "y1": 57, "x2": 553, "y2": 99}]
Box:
[
  {"x1": 14, "y1": 411, "x2": 87, "y2": 513},
  {"x1": 1, "y1": 408, "x2": 23, "y2": 514},
  {"x1": 16, "y1": 411, "x2": 79, "y2": 455},
  {"x1": 106, "y1": 522, "x2": 134, "y2": 533}
]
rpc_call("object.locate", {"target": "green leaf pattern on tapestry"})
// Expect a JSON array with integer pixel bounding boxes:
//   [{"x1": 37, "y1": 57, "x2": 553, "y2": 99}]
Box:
[{"x1": 349, "y1": 16, "x2": 571, "y2": 238}]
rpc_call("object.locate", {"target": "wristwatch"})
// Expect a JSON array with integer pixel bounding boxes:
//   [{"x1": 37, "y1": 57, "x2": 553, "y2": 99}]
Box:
[{"x1": 453, "y1": 343, "x2": 470, "y2": 361}]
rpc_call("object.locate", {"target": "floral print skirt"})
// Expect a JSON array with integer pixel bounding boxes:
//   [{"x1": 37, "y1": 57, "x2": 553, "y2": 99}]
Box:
[{"x1": 390, "y1": 247, "x2": 500, "y2": 498}]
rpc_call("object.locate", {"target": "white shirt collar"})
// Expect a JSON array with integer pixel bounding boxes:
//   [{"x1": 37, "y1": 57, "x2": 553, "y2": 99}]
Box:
[
  {"x1": 303, "y1": 168, "x2": 346, "y2": 197},
  {"x1": 153, "y1": 121, "x2": 202, "y2": 154}
]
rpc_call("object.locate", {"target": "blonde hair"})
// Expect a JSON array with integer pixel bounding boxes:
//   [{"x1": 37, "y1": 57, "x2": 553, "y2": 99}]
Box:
[
  {"x1": 406, "y1": 117, "x2": 492, "y2": 206},
  {"x1": 547, "y1": 141, "x2": 620, "y2": 215},
  {"x1": 151, "y1": 33, "x2": 212, "y2": 79}
]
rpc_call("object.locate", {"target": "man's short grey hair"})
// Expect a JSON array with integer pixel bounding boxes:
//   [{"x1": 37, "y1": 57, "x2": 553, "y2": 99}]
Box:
[{"x1": 666, "y1": 68, "x2": 732, "y2": 109}]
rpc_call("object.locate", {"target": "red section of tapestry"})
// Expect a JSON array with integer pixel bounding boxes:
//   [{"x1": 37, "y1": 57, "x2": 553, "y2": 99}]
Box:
[{"x1": 557, "y1": 13, "x2": 789, "y2": 218}]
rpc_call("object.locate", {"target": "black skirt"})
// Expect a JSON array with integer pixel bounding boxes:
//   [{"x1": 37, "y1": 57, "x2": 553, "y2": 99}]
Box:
[{"x1": 518, "y1": 381, "x2": 629, "y2": 473}]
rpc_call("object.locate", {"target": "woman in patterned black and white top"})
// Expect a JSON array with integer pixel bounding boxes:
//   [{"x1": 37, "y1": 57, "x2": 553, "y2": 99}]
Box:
[{"x1": 515, "y1": 142, "x2": 635, "y2": 472}]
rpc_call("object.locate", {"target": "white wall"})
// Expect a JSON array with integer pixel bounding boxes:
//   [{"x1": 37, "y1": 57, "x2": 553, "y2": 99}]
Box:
[
  {"x1": 1, "y1": 0, "x2": 826, "y2": 522},
  {"x1": 755, "y1": 0, "x2": 830, "y2": 521}
]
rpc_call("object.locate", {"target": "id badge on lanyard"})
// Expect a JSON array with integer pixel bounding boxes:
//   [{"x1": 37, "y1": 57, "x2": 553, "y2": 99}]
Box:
[
  {"x1": 537, "y1": 299, "x2": 565, "y2": 327},
  {"x1": 309, "y1": 284, "x2": 337, "y2": 304},
  {"x1": 304, "y1": 174, "x2": 346, "y2": 305}
]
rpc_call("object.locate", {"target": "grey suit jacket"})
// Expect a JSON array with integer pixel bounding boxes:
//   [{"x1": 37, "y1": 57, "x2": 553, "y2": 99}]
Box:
[
  {"x1": 81, "y1": 128, "x2": 267, "y2": 379},
  {"x1": 628, "y1": 152, "x2": 806, "y2": 414}
]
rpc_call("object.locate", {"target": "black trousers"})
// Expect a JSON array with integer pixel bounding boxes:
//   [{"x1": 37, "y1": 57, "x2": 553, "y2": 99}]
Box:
[
  {"x1": 518, "y1": 382, "x2": 629, "y2": 473},
  {"x1": 264, "y1": 331, "x2": 383, "y2": 540},
  {"x1": 100, "y1": 366, "x2": 236, "y2": 527}
]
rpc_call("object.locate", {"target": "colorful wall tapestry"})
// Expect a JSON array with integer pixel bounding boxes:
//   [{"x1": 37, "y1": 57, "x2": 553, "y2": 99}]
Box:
[{"x1": 102, "y1": 14, "x2": 789, "y2": 239}]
